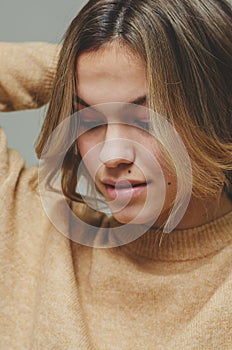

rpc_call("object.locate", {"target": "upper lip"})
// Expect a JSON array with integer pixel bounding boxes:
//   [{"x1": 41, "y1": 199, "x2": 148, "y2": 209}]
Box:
[{"x1": 102, "y1": 178, "x2": 150, "y2": 188}]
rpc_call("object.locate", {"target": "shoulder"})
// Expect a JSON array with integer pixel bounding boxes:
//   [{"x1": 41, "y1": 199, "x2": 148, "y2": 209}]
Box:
[
  {"x1": 0, "y1": 128, "x2": 46, "y2": 238},
  {"x1": 0, "y1": 128, "x2": 36, "y2": 192}
]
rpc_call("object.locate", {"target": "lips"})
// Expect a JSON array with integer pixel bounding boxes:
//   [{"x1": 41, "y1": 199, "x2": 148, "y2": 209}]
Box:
[{"x1": 102, "y1": 179, "x2": 150, "y2": 201}]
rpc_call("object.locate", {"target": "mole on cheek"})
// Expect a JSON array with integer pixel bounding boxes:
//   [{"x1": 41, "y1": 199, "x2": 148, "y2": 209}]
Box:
[{"x1": 168, "y1": 182, "x2": 171, "y2": 186}]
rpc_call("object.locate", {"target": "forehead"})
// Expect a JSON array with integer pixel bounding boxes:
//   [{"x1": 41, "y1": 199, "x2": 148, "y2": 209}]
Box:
[{"x1": 76, "y1": 43, "x2": 146, "y2": 105}]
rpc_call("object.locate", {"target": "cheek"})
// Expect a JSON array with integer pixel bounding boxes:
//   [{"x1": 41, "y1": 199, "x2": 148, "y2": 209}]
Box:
[
  {"x1": 146, "y1": 139, "x2": 178, "y2": 194},
  {"x1": 150, "y1": 141, "x2": 176, "y2": 177},
  {"x1": 77, "y1": 127, "x2": 106, "y2": 157},
  {"x1": 139, "y1": 137, "x2": 168, "y2": 172},
  {"x1": 77, "y1": 133, "x2": 97, "y2": 159},
  {"x1": 77, "y1": 136, "x2": 87, "y2": 159},
  {"x1": 77, "y1": 137, "x2": 101, "y2": 177}
]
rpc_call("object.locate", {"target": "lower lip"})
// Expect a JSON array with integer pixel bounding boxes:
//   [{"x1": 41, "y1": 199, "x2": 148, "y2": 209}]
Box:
[{"x1": 105, "y1": 183, "x2": 148, "y2": 201}]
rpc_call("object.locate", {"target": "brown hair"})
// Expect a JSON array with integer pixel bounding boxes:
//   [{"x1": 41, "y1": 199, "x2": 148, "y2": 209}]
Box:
[{"x1": 36, "y1": 0, "x2": 232, "y2": 206}]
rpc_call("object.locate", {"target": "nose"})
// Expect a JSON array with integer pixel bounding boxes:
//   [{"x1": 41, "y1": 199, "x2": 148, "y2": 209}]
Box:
[{"x1": 99, "y1": 123, "x2": 135, "y2": 168}]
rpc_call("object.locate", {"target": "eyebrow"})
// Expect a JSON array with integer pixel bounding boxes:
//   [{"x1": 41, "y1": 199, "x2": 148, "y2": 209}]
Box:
[{"x1": 75, "y1": 95, "x2": 147, "y2": 108}]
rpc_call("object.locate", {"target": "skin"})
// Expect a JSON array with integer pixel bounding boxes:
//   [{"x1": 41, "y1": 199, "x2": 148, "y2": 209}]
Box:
[{"x1": 76, "y1": 42, "x2": 232, "y2": 229}]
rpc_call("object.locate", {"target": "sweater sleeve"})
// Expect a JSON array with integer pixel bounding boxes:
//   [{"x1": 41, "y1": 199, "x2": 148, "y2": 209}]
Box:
[{"x1": 0, "y1": 42, "x2": 60, "y2": 112}]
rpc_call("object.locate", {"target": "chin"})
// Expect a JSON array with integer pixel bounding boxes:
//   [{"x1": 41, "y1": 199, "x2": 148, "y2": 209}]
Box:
[
  {"x1": 111, "y1": 211, "x2": 154, "y2": 226},
  {"x1": 109, "y1": 201, "x2": 164, "y2": 226}
]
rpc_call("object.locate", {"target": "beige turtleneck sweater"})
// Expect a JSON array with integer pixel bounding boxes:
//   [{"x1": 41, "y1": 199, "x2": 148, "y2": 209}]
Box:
[{"x1": 0, "y1": 42, "x2": 232, "y2": 350}]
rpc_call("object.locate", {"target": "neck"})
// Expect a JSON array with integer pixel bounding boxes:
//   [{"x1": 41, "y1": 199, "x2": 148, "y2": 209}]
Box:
[
  {"x1": 155, "y1": 190, "x2": 232, "y2": 231},
  {"x1": 178, "y1": 191, "x2": 232, "y2": 229}
]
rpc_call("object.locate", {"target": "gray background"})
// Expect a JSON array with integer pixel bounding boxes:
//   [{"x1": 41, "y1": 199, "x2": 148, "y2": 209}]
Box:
[{"x1": 0, "y1": 0, "x2": 86, "y2": 166}]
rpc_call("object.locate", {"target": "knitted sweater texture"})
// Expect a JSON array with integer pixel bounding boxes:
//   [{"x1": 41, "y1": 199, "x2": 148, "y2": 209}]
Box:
[{"x1": 0, "y1": 42, "x2": 232, "y2": 350}]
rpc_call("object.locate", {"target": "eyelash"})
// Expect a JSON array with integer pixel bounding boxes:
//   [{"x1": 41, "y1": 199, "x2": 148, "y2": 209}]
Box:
[
  {"x1": 79, "y1": 119, "x2": 150, "y2": 132},
  {"x1": 79, "y1": 120, "x2": 104, "y2": 130},
  {"x1": 135, "y1": 120, "x2": 150, "y2": 131}
]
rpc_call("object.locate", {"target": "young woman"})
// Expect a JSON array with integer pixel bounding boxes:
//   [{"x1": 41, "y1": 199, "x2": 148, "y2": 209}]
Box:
[{"x1": 1, "y1": 0, "x2": 232, "y2": 349}]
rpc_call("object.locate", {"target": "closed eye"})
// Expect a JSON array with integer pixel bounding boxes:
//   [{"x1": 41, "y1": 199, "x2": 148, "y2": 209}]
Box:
[
  {"x1": 134, "y1": 119, "x2": 150, "y2": 131},
  {"x1": 79, "y1": 119, "x2": 105, "y2": 130},
  {"x1": 77, "y1": 105, "x2": 105, "y2": 132}
]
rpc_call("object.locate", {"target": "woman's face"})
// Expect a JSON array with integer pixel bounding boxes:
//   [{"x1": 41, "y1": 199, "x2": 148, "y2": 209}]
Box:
[{"x1": 76, "y1": 43, "x2": 177, "y2": 225}]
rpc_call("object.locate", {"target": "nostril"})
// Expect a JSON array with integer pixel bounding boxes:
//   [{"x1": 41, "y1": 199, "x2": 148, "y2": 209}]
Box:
[
  {"x1": 99, "y1": 139, "x2": 135, "y2": 168},
  {"x1": 101, "y1": 157, "x2": 133, "y2": 168}
]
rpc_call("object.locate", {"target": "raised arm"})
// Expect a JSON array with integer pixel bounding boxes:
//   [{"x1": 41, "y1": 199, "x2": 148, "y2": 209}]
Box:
[{"x1": 0, "y1": 42, "x2": 60, "y2": 112}]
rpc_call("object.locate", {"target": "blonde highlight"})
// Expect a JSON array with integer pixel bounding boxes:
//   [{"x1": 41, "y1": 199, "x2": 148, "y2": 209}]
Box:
[{"x1": 35, "y1": 0, "x2": 232, "y2": 208}]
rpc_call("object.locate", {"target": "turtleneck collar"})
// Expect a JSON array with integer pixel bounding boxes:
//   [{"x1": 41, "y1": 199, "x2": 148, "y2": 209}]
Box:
[{"x1": 120, "y1": 210, "x2": 232, "y2": 261}]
